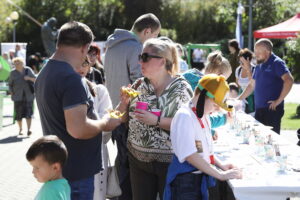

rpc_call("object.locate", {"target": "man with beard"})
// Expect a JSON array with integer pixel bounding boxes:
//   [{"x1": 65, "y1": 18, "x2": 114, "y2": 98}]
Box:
[{"x1": 238, "y1": 38, "x2": 293, "y2": 134}]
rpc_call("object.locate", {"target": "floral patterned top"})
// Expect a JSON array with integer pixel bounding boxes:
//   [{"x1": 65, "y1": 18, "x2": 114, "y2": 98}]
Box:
[{"x1": 127, "y1": 76, "x2": 193, "y2": 163}]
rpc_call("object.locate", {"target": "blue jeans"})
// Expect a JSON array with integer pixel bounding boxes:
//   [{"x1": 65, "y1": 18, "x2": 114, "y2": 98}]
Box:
[
  {"x1": 69, "y1": 176, "x2": 94, "y2": 200},
  {"x1": 170, "y1": 173, "x2": 203, "y2": 200}
]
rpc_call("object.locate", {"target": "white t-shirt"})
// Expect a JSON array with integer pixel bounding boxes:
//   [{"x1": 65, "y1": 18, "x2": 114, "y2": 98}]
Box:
[
  {"x1": 171, "y1": 103, "x2": 213, "y2": 165},
  {"x1": 93, "y1": 84, "x2": 112, "y2": 118},
  {"x1": 193, "y1": 49, "x2": 204, "y2": 63}
]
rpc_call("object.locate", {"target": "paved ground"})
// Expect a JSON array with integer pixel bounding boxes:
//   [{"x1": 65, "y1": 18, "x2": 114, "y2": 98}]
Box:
[
  {"x1": 0, "y1": 98, "x2": 118, "y2": 200},
  {"x1": 0, "y1": 83, "x2": 299, "y2": 199}
]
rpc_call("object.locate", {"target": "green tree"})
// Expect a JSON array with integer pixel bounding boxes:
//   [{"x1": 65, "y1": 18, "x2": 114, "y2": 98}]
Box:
[{"x1": 0, "y1": 0, "x2": 18, "y2": 44}]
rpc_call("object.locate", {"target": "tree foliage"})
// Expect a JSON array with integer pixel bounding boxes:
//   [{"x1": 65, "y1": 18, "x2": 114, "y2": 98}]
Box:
[
  {"x1": 285, "y1": 37, "x2": 300, "y2": 82},
  {"x1": 1, "y1": 0, "x2": 300, "y2": 59}
]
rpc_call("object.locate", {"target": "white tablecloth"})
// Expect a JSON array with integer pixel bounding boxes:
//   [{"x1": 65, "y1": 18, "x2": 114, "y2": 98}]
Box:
[{"x1": 214, "y1": 112, "x2": 300, "y2": 200}]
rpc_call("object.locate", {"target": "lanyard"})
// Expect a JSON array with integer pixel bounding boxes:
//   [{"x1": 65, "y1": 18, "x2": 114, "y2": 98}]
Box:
[
  {"x1": 191, "y1": 105, "x2": 215, "y2": 165},
  {"x1": 191, "y1": 107, "x2": 205, "y2": 128}
]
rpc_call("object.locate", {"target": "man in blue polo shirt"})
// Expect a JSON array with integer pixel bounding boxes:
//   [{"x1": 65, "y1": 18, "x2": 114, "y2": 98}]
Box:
[{"x1": 238, "y1": 38, "x2": 294, "y2": 134}]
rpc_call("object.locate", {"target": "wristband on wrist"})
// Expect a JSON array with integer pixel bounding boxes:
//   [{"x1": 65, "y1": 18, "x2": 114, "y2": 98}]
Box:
[{"x1": 156, "y1": 115, "x2": 161, "y2": 127}]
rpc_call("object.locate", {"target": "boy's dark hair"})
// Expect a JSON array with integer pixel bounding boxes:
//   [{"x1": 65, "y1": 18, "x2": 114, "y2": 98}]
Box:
[
  {"x1": 57, "y1": 21, "x2": 94, "y2": 47},
  {"x1": 131, "y1": 13, "x2": 161, "y2": 33},
  {"x1": 238, "y1": 48, "x2": 253, "y2": 61},
  {"x1": 229, "y1": 82, "x2": 239, "y2": 93},
  {"x1": 228, "y1": 39, "x2": 240, "y2": 52},
  {"x1": 26, "y1": 135, "x2": 68, "y2": 167}
]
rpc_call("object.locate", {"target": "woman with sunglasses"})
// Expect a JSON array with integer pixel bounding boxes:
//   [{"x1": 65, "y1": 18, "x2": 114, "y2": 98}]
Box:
[{"x1": 116, "y1": 38, "x2": 193, "y2": 200}]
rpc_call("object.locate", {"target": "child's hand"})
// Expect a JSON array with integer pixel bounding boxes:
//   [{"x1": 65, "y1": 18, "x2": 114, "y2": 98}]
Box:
[
  {"x1": 220, "y1": 163, "x2": 236, "y2": 171},
  {"x1": 220, "y1": 168, "x2": 242, "y2": 180}
]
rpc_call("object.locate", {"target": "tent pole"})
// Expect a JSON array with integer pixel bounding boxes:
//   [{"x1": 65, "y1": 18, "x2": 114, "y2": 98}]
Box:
[{"x1": 248, "y1": 0, "x2": 253, "y2": 50}]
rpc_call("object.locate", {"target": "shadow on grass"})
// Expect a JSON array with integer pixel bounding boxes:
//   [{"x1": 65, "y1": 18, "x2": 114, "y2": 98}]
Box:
[
  {"x1": 0, "y1": 135, "x2": 29, "y2": 144},
  {"x1": 289, "y1": 114, "x2": 300, "y2": 120}
]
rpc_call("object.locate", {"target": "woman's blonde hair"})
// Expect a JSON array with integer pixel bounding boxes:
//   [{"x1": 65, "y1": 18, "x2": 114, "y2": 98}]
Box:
[
  {"x1": 204, "y1": 51, "x2": 232, "y2": 77},
  {"x1": 12, "y1": 57, "x2": 25, "y2": 65},
  {"x1": 143, "y1": 38, "x2": 179, "y2": 76}
]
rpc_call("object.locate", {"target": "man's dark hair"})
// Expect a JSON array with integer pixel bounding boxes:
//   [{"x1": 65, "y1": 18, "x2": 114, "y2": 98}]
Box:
[
  {"x1": 228, "y1": 39, "x2": 240, "y2": 52},
  {"x1": 131, "y1": 13, "x2": 161, "y2": 33},
  {"x1": 57, "y1": 21, "x2": 94, "y2": 47},
  {"x1": 26, "y1": 135, "x2": 68, "y2": 167},
  {"x1": 238, "y1": 48, "x2": 253, "y2": 61}
]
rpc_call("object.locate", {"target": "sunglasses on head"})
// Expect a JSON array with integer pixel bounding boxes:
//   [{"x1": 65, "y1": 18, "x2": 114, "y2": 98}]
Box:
[{"x1": 138, "y1": 53, "x2": 163, "y2": 63}]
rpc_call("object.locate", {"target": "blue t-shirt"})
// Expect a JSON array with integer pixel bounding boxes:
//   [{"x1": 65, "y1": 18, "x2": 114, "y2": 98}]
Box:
[
  {"x1": 35, "y1": 60, "x2": 102, "y2": 181},
  {"x1": 35, "y1": 179, "x2": 71, "y2": 200},
  {"x1": 253, "y1": 53, "x2": 289, "y2": 109}
]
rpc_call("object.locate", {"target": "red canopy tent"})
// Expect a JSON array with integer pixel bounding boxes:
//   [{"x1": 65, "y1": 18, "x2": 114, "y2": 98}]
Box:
[{"x1": 254, "y1": 13, "x2": 300, "y2": 39}]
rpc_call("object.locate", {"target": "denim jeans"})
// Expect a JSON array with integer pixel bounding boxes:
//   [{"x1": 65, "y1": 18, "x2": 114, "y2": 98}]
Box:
[
  {"x1": 69, "y1": 176, "x2": 95, "y2": 200},
  {"x1": 170, "y1": 173, "x2": 203, "y2": 200}
]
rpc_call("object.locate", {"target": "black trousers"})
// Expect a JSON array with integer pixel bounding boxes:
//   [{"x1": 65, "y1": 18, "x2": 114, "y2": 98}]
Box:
[
  {"x1": 128, "y1": 153, "x2": 169, "y2": 200},
  {"x1": 255, "y1": 106, "x2": 284, "y2": 134}
]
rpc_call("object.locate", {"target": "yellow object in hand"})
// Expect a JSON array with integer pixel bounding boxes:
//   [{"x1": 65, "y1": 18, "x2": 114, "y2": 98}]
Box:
[
  {"x1": 122, "y1": 87, "x2": 141, "y2": 98},
  {"x1": 108, "y1": 110, "x2": 125, "y2": 119}
]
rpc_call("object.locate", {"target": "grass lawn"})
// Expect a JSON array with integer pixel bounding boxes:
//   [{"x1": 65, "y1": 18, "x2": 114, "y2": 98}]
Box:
[{"x1": 282, "y1": 103, "x2": 300, "y2": 130}]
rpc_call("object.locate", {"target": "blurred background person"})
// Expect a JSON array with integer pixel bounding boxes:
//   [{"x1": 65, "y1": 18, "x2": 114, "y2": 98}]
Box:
[
  {"x1": 192, "y1": 48, "x2": 205, "y2": 70},
  {"x1": 27, "y1": 54, "x2": 39, "y2": 74},
  {"x1": 235, "y1": 48, "x2": 255, "y2": 115},
  {"x1": 86, "y1": 43, "x2": 105, "y2": 85},
  {"x1": 227, "y1": 39, "x2": 240, "y2": 83},
  {"x1": 176, "y1": 43, "x2": 189, "y2": 73},
  {"x1": 8, "y1": 57, "x2": 36, "y2": 136}
]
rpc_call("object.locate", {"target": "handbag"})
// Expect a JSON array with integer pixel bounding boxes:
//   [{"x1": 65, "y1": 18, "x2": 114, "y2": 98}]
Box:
[
  {"x1": 25, "y1": 68, "x2": 34, "y2": 94},
  {"x1": 106, "y1": 148, "x2": 122, "y2": 198}
]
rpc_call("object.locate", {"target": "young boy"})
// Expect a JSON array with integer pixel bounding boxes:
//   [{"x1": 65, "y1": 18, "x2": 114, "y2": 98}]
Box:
[
  {"x1": 26, "y1": 135, "x2": 70, "y2": 200},
  {"x1": 164, "y1": 74, "x2": 242, "y2": 200}
]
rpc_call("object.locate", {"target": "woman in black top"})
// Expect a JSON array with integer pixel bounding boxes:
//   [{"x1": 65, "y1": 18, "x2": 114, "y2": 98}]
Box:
[{"x1": 86, "y1": 43, "x2": 105, "y2": 85}]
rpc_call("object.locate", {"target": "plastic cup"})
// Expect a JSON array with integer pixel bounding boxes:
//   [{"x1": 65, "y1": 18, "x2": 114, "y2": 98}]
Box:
[
  {"x1": 150, "y1": 109, "x2": 161, "y2": 117},
  {"x1": 135, "y1": 101, "x2": 148, "y2": 111},
  {"x1": 277, "y1": 155, "x2": 288, "y2": 172},
  {"x1": 264, "y1": 144, "x2": 275, "y2": 160}
]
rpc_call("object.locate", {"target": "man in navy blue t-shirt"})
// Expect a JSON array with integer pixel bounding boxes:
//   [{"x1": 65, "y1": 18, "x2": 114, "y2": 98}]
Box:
[
  {"x1": 238, "y1": 38, "x2": 294, "y2": 134},
  {"x1": 35, "y1": 21, "x2": 121, "y2": 199}
]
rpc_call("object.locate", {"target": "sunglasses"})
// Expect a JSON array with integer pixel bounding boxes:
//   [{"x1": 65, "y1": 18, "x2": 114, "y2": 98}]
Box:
[{"x1": 138, "y1": 53, "x2": 163, "y2": 63}]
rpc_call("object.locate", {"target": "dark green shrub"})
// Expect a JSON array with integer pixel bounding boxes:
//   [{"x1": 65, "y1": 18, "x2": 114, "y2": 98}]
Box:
[{"x1": 296, "y1": 104, "x2": 300, "y2": 118}]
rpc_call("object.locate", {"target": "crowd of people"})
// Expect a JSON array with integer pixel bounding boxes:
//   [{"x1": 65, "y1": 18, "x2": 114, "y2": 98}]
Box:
[{"x1": 3, "y1": 12, "x2": 295, "y2": 200}]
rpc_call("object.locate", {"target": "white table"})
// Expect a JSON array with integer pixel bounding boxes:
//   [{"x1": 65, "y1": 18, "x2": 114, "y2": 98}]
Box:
[{"x1": 214, "y1": 112, "x2": 300, "y2": 200}]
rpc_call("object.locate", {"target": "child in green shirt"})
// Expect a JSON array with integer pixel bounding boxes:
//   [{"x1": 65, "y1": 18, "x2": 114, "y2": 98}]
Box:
[{"x1": 26, "y1": 135, "x2": 70, "y2": 200}]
